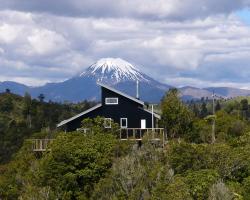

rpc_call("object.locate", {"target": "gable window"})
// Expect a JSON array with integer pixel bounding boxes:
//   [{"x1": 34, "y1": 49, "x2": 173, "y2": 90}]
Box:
[
  {"x1": 104, "y1": 118, "x2": 112, "y2": 128},
  {"x1": 105, "y1": 98, "x2": 118, "y2": 105},
  {"x1": 120, "y1": 118, "x2": 127, "y2": 128}
]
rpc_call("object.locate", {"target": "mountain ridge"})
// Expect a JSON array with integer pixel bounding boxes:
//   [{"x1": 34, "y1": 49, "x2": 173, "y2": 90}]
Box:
[{"x1": 1, "y1": 58, "x2": 250, "y2": 102}]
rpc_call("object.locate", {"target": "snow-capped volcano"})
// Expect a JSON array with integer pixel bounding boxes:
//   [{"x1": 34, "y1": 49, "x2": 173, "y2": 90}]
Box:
[
  {"x1": 0, "y1": 58, "x2": 171, "y2": 102},
  {"x1": 80, "y1": 58, "x2": 149, "y2": 83}
]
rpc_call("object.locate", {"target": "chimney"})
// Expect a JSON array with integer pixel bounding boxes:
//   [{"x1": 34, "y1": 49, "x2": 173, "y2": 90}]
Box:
[{"x1": 136, "y1": 80, "x2": 139, "y2": 99}]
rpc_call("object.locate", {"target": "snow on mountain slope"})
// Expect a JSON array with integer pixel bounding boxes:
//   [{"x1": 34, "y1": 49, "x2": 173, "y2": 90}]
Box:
[
  {"x1": 5, "y1": 57, "x2": 250, "y2": 102},
  {"x1": 80, "y1": 58, "x2": 150, "y2": 83}
]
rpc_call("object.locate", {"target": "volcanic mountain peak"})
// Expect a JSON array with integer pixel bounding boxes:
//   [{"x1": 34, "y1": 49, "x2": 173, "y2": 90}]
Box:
[{"x1": 80, "y1": 58, "x2": 149, "y2": 83}]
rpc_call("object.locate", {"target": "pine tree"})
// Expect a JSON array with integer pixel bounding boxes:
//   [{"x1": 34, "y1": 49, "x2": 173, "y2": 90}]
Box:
[
  {"x1": 23, "y1": 92, "x2": 32, "y2": 128},
  {"x1": 200, "y1": 102, "x2": 208, "y2": 118},
  {"x1": 215, "y1": 101, "x2": 221, "y2": 112}
]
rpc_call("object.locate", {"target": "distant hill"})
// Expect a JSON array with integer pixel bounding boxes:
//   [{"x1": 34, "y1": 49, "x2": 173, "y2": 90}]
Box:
[
  {"x1": 179, "y1": 86, "x2": 214, "y2": 101},
  {"x1": 205, "y1": 87, "x2": 250, "y2": 97},
  {"x1": 1, "y1": 58, "x2": 250, "y2": 102},
  {"x1": 0, "y1": 81, "x2": 29, "y2": 95}
]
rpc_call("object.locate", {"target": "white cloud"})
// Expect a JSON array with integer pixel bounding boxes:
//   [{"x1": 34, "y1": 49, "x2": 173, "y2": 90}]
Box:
[
  {"x1": 0, "y1": 4, "x2": 250, "y2": 88},
  {"x1": 0, "y1": 23, "x2": 21, "y2": 43},
  {"x1": 27, "y1": 29, "x2": 69, "y2": 55}
]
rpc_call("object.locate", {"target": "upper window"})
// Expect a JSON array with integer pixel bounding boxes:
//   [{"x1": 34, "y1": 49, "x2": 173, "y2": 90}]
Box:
[
  {"x1": 104, "y1": 118, "x2": 112, "y2": 128},
  {"x1": 105, "y1": 98, "x2": 118, "y2": 105}
]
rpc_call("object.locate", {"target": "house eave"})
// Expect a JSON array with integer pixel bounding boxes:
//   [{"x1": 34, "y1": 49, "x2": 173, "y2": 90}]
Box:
[
  {"x1": 57, "y1": 103, "x2": 102, "y2": 128},
  {"x1": 140, "y1": 107, "x2": 161, "y2": 119}
]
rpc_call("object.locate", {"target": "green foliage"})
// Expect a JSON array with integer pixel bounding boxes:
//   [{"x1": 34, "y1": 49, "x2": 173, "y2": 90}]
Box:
[
  {"x1": 81, "y1": 116, "x2": 120, "y2": 136},
  {"x1": 216, "y1": 110, "x2": 248, "y2": 139},
  {"x1": 39, "y1": 132, "x2": 116, "y2": 199},
  {"x1": 0, "y1": 92, "x2": 95, "y2": 163},
  {"x1": 153, "y1": 176, "x2": 192, "y2": 200},
  {"x1": 184, "y1": 169, "x2": 219, "y2": 199},
  {"x1": 92, "y1": 141, "x2": 168, "y2": 200},
  {"x1": 0, "y1": 140, "x2": 38, "y2": 199},
  {"x1": 0, "y1": 94, "x2": 14, "y2": 112},
  {"x1": 215, "y1": 101, "x2": 221, "y2": 112},
  {"x1": 191, "y1": 119, "x2": 212, "y2": 143},
  {"x1": 2, "y1": 91, "x2": 250, "y2": 199},
  {"x1": 243, "y1": 176, "x2": 250, "y2": 199},
  {"x1": 200, "y1": 102, "x2": 208, "y2": 118},
  {"x1": 160, "y1": 88, "x2": 194, "y2": 138},
  {"x1": 167, "y1": 141, "x2": 209, "y2": 174}
]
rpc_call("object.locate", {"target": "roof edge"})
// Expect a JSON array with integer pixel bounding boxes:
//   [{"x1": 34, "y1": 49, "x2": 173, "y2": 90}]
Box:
[
  {"x1": 57, "y1": 103, "x2": 102, "y2": 128},
  {"x1": 97, "y1": 82, "x2": 144, "y2": 105},
  {"x1": 139, "y1": 107, "x2": 161, "y2": 119}
]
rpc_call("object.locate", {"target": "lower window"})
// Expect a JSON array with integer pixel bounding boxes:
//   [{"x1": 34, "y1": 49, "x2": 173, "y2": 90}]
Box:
[
  {"x1": 120, "y1": 118, "x2": 127, "y2": 128},
  {"x1": 104, "y1": 118, "x2": 112, "y2": 128}
]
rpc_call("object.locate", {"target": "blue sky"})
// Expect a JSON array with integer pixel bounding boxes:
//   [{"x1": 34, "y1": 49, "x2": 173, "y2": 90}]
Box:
[
  {"x1": 237, "y1": 8, "x2": 250, "y2": 24},
  {"x1": 0, "y1": 0, "x2": 250, "y2": 89}
]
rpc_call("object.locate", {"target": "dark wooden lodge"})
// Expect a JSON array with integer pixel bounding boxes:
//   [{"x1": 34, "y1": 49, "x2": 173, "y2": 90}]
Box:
[{"x1": 57, "y1": 83, "x2": 160, "y2": 132}]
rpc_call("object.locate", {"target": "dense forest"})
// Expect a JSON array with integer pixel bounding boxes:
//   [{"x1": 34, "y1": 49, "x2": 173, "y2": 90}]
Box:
[
  {"x1": 1, "y1": 89, "x2": 250, "y2": 199},
  {"x1": 0, "y1": 90, "x2": 96, "y2": 163}
]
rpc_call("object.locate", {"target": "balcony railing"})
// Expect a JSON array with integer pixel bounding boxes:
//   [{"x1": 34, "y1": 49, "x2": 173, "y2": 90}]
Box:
[
  {"x1": 30, "y1": 128, "x2": 166, "y2": 151},
  {"x1": 120, "y1": 128, "x2": 166, "y2": 145},
  {"x1": 31, "y1": 139, "x2": 54, "y2": 152}
]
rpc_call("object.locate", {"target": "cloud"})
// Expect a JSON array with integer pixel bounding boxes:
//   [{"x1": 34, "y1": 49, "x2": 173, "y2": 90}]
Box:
[
  {"x1": 0, "y1": 0, "x2": 249, "y2": 20},
  {"x1": 27, "y1": 29, "x2": 69, "y2": 55},
  {"x1": 0, "y1": 2, "x2": 250, "y2": 88},
  {"x1": 0, "y1": 23, "x2": 21, "y2": 43}
]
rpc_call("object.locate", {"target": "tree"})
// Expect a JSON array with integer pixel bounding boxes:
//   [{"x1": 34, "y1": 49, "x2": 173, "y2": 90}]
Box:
[
  {"x1": 0, "y1": 95, "x2": 13, "y2": 112},
  {"x1": 184, "y1": 169, "x2": 220, "y2": 199},
  {"x1": 23, "y1": 92, "x2": 32, "y2": 128},
  {"x1": 240, "y1": 99, "x2": 249, "y2": 119},
  {"x1": 200, "y1": 102, "x2": 208, "y2": 118},
  {"x1": 39, "y1": 127, "x2": 117, "y2": 199},
  {"x1": 215, "y1": 101, "x2": 221, "y2": 112},
  {"x1": 38, "y1": 94, "x2": 45, "y2": 103},
  {"x1": 92, "y1": 141, "x2": 167, "y2": 200},
  {"x1": 160, "y1": 89, "x2": 194, "y2": 138},
  {"x1": 190, "y1": 103, "x2": 200, "y2": 117}
]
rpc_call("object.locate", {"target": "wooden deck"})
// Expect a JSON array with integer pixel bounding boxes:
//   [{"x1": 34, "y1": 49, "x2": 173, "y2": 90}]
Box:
[
  {"x1": 31, "y1": 139, "x2": 54, "y2": 152},
  {"x1": 31, "y1": 128, "x2": 166, "y2": 151},
  {"x1": 120, "y1": 128, "x2": 166, "y2": 145}
]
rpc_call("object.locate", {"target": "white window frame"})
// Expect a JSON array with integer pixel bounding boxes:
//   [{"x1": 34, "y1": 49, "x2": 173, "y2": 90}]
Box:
[
  {"x1": 120, "y1": 118, "x2": 128, "y2": 128},
  {"x1": 104, "y1": 118, "x2": 112, "y2": 128},
  {"x1": 105, "y1": 97, "x2": 118, "y2": 105}
]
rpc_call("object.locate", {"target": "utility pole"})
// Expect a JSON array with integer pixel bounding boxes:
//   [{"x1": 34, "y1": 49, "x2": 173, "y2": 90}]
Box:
[
  {"x1": 152, "y1": 104, "x2": 154, "y2": 130},
  {"x1": 212, "y1": 91, "x2": 216, "y2": 144}
]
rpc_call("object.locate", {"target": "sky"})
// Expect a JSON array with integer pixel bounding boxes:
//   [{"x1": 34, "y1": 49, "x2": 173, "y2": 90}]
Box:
[{"x1": 0, "y1": 0, "x2": 250, "y2": 89}]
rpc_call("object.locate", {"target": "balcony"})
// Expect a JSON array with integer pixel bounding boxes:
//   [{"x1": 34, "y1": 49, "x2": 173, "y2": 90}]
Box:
[{"x1": 119, "y1": 128, "x2": 166, "y2": 145}]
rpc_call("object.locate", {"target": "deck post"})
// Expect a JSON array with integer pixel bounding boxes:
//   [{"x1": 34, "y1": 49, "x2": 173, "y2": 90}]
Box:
[
  {"x1": 162, "y1": 129, "x2": 165, "y2": 147},
  {"x1": 40, "y1": 140, "x2": 42, "y2": 151}
]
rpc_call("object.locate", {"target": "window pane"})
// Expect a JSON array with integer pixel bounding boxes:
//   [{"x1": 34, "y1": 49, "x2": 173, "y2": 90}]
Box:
[
  {"x1": 105, "y1": 98, "x2": 118, "y2": 105},
  {"x1": 121, "y1": 118, "x2": 127, "y2": 128}
]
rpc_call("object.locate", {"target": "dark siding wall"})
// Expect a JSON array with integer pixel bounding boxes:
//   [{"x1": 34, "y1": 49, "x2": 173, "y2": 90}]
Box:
[
  {"x1": 65, "y1": 86, "x2": 158, "y2": 131},
  {"x1": 101, "y1": 87, "x2": 143, "y2": 109},
  {"x1": 66, "y1": 107, "x2": 103, "y2": 131}
]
